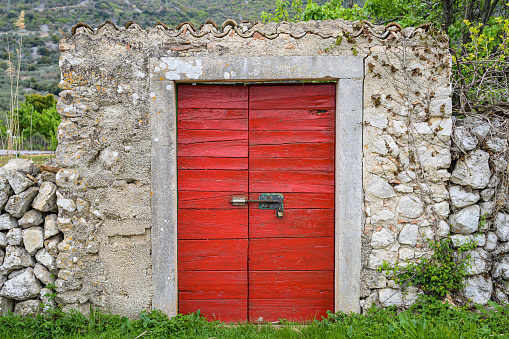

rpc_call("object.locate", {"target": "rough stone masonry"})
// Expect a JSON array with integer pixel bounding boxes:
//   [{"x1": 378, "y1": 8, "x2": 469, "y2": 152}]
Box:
[{"x1": 0, "y1": 18, "x2": 498, "y2": 318}]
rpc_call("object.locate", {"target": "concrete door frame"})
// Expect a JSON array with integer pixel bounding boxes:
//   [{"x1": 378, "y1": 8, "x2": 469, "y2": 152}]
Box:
[{"x1": 148, "y1": 55, "x2": 364, "y2": 317}]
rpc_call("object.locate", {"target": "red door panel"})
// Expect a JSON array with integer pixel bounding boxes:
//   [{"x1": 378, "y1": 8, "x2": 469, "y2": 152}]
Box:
[
  {"x1": 177, "y1": 84, "x2": 335, "y2": 323},
  {"x1": 177, "y1": 85, "x2": 249, "y2": 321}
]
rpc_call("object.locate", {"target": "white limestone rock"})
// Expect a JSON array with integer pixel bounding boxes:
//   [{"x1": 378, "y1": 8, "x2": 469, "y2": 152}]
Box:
[
  {"x1": 449, "y1": 205, "x2": 480, "y2": 234},
  {"x1": 368, "y1": 249, "x2": 398, "y2": 270},
  {"x1": 371, "y1": 228, "x2": 395, "y2": 249},
  {"x1": 480, "y1": 188, "x2": 495, "y2": 202},
  {"x1": 3, "y1": 170, "x2": 34, "y2": 195},
  {"x1": 0, "y1": 232, "x2": 6, "y2": 247},
  {"x1": 466, "y1": 248, "x2": 491, "y2": 275},
  {"x1": 57, "y1": 199, "x2": 76, "y2": 213},
  {"x1": 486, "y1": 137, "x2": 508, "y2": 153},
  {"x1": 399, "y1": 224, "x2": 419, "y2": 246},
  {"x1": 372, "y1": 135, "x2": 399, "y2": 155},
  {"x1": 416, "y1": 145, "x2": 451, "y2": 170},
  {"x1": 18, "y1": 209, "x2": 43, "y2": 228},
  {"x1": 449, "y1": 186, "x2": 480, "y2": 209},
  {"x1": 428, "y1": 201, "x2": 449, "y2": 218},
  {"x1": 437, "y1": 220, "x2": 450, "y2": 237},
  {"x1": 32, "y1": 182, "x2": 57, "y2": 212},
  {"x1": 22, "y1": 227, "x2": 44, "y2": 256},
  {"x1": 394, "y1": 184, "x2": 413, "y2": 193},
  {"x1": 4, "y1": 187, "x2": 40, "y2": 218},
  {"x1": 397, "y1": 171, "x2": 416, "y2": 183},
  {"x1": 44, "y1": 234, "x2": 62, "y2": 257},
  {"x1": 492, "y1": 256, "x2": 509, "y2": 280},
  {"x1": 371, "y1": 209, "x2": 395, "y2": 224},
  {"x1": 1, "y1": 245, "x2": 34, "y2": 273},
  {"x1": 13, "y1": 299, "x2": 40, "y2": 315},
  {"x1": 6, "y1": 228, "x2": 22, "y2": 246},
  {"x1": 365, "y1": 272, "x2": 387, "y2": 289},
  {"x1": 0, "y1": 177, "x2": 13, "y2": 211},
  {"x1": 399, "y1": 247, "x2": 415, "y2": 260},
  {"x1": 480, "y1": 201, "x2": 495, "y2": 218},
  {"x1": 0, "y1": 214, "x2": 17, "y2": 231},
  {"x1": 366, "y1": 114, "x2": 388, "y2": 129},
  {"x1": 462, "y1": 275, "x2": 492, "y2": 305},
  {"x1": 34, "y1": 263, "x2": 55, "y2": 286},
  {"x1": 378, "y1": 288, "x2": 403, "y2": 307},
  {"x1": 451, "y1": 150, "x2": 491, "y2": 189},
  {"x1": 44, "y1": 214, "x2": 59, "y2": 239},
  {"x1": 0, "y1": 270, "x2": 41, "y2": 300},
  {"x1": 484, "y1": 232, "x2": 498, "y2": 251},
  {"x1": 453, "y1": 126, "x2": 477, "y2": 151},
  {"x1": 366, "y1": 175, "x2": 396, "y2": 199},
  {"x1": 35, "y1": 248, "x2": 58, "y2": 273},
  {"x1": 396, "y1": 195, "x2": 424, "y2": 219},
  {"x1": 0, "y1": 159, "x2": 38, "y2": 176},
  {"x1": 471, "y1": 122, "x2": 490, "y2": 140},
  {"x1": 495, "y1": 213, "x2": 509, "y2": 241}
]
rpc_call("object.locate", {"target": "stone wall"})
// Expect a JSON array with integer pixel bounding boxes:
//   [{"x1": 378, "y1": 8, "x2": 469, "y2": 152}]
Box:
[
  {"x1": 0, "y1": 159, "x2": 62, "y2": 315},
  {"x1": 51, "y1": 19, "x2": 462, "y2": 317}
]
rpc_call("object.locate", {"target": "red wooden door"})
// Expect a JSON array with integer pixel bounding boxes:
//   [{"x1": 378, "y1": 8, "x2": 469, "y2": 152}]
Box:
[{"x1": 177, "y1": 84, "x2": 335, "y2": 323}]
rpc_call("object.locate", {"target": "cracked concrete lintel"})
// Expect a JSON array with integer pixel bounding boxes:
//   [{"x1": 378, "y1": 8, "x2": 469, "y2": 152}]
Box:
[
  {"x1": 149, "y1": 55, "x2": 364, "y2": 316},
  {"x1": 151, "y1": 55, "x2": 364, "y2": 81}
]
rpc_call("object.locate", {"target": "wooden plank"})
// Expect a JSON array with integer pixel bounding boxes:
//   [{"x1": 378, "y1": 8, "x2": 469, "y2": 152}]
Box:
[
  {"x1": 249, "y1": 237, "x2": 334, "y2": 271},
  {"x1": 249, "y1": 298, "x2": 332, "y2": 322},
  {"x1": 249, "y1": 209, "x2": 333, "y2": 238},
  {"x1": 249, "y1": 158, "x2": 333, "y2": 171},
  {"x1": 178, "y1": 142, "x2": 247, "y2": 157},
  {"x1": 249, "y1": 143, "x2": 334, "y2": 159},
  {"x1": 249, "y1": 130, "x2": 334, "y2": 145},
  {"x1": 249, "y1": 271, "x2": 333, "y2": 299},
  {"x1": 178, "y1": 130, "x2": 248, "y2": 144},
  {"x1": 249, "y1": 109, "x2": 335, "y2": 131},
  {"x1": 179, "y1": 239, "x2": 247, "y2": 271},
  {"x1": 180, "y1": 299, "x2": 247, "y2": 322},
  {"x1": 249, "y1": 193, "x2": 334, "y2": 209},
  {"x1": 179, "y1": 191, "x2": 246, "y2": 209},
  {"x1": 178, "y1": 157, "x2": 248, "y2": 170},
  {"x1": 178, "y1": 170, "x2": 247, "y2": 192},
  {"x1": 178, "y1": 85, "x2": 248, "y2": 109},
  {"x1": 178, "y1": 209, "x2": 248, "y2": 239},
  {"x1": 249, "y1": 171, "x2": 334, "y2": 193},
  {"x1": 178, "y1": 109, "x2": 248, "y2": 130},
  {"x1": 178, "y1": 108, "x2": 248, "y2": 121},
  {"x1": 179, "y1": 271, "x2": 247, "y2": 300},
  {"x1": 249, "y1": 85, "x2": 336, "y2": 110}
]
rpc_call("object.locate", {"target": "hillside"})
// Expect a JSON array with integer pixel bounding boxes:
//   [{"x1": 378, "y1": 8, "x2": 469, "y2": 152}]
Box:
[{"x1": 0, "y1": 0, "x2": 329, "y2": 112}]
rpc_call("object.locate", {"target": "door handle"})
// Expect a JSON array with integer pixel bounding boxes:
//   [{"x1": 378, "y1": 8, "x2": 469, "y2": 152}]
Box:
[{"x1": 230, "y1": 194, "x2": 284, "y2": 218}]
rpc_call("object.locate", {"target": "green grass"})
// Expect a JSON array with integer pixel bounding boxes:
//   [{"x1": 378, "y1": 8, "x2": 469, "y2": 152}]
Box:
[
  {"x1": 0, "y1": 154, "x2": 54, "y2": 167},
  {"x1": 2, "y1": 298, "x2": 509, "y2": 339}
]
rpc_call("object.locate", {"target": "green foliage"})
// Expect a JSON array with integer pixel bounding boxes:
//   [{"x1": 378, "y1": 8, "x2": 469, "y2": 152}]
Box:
[
  {"x1": 9, "y1": 93, "x2": 60, "y2": 150},
  {"x1": 262, "y1": 0, "x2": 367, "y2": 23},
  {"x1": 364, "y1": 0, "x2": 440, "y2": 27},
  {"x1": 452, "y1": 15, "x2": 509, "y2": 116},
  {"x1": 1, "y1": 303, "x2": 509, "y2": 338},
  {"x1": 378, "y1": 237, "x2": 477, "y2": 298}
]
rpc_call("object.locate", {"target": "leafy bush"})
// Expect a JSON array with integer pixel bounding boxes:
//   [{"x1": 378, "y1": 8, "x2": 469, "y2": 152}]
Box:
[{"x1": 378, "y1": 237, "x2": 476, "y2": 298}]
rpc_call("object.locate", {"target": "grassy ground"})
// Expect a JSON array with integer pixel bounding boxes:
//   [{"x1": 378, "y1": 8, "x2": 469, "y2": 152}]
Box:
[
  {"x1": 1, "y1": 299, "x2": 509, "y2": 339},
  {"x1": 0, "y1": 153, "x2": 54, "y2": 167}
]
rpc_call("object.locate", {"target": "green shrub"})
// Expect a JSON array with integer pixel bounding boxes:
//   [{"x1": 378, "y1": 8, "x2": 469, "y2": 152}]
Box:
[{"x1": 378, "y1": 237, "x2": 476, "y2": 298}]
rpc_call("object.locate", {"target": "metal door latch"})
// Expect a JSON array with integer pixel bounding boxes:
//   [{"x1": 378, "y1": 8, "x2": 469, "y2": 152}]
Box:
[{"x1": 230, "y1": 194, "x2": 284, "y2": 218}]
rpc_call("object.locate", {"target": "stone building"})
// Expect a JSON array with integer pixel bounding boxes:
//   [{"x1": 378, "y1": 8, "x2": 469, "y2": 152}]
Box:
[{"x1": 0, "y1": 18, "x2": 507, "y2": 320}]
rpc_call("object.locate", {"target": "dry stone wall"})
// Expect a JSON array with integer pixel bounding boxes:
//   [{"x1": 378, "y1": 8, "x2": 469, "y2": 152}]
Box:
[{"x1": 0, "y1": 159, "x2": 63, "y2": 315}]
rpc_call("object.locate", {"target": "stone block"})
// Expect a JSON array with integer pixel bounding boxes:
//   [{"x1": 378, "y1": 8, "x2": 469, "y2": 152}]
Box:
[
  {"x1": 23, "y1": 227, "x2": 44, "y2": 256},
  {"x1": 449, "y1": 205, "x2": 480, "y2": 234},
  {"x1": 13, "y1": 299, "x2": 41, "y2": 315},
  {"x1": 449, "y1": 186, "x2": 480, "y2": 209},
  {"x1": 462, "y1": 275, "x2": 492, "y2": 305},
  {"x1": 35, "y1": 249, "x2": 58, "y2": 274},
  {"x1": 0, "y1": 177, "x2": 13, "y2": 210},
  {"x1": 451, "y1": 150, "x2": 490, "y2": 189},
  {"x1": 34, "y1": 263, "x2": 55, "y2": 286},
  {"x1": 0, "y1": 214, "x2": 17, "y2": 231},
  {"x1": 32, "y1": 182, "x2": 58, "y2": 212},
  {"x1": 44, "y1": 214, "x2": 59, "y2": 239},
  {"x1": 0, "y1": 270, "x2": 41, "y2": 301},
  {"x1": 370, "y1": 228, "x2": 395, "y2": 249},
  {"x1": 5, "y1": 187, "x2": 40, "y2": 218},
  {"x1": 1, "y1": 245, "x2": 34, "y2": 274},
  {"x1": 396, "y1": 195, "x2": 423, "y2": 219},
  {"x1": 3, "y1": 170, "x2": 34, "y2": 195},
  {"x1": 495, "y1": 213, "x2": 509, "y2": 241},
  {"x1": 18, "y1": 210, "x2": 44, "y2": 228},
  {"x1": 399, "y1": 224, "x2": 419, "y2": 246}
]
